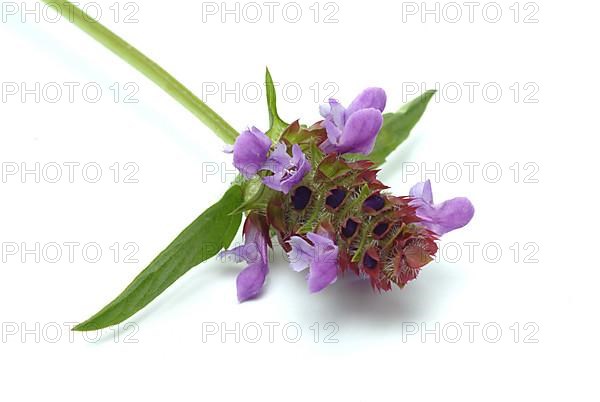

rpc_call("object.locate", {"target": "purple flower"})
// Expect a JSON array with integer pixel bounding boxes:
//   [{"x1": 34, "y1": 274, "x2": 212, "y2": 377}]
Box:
[
  {"x1": 227, "y1": 128, "x2": 310, "y2": 194},
  {"x1": 287, "y1": 232, "x2": 339, "y2": 293},
  {"x1": 262, "y1": 144, "x2": 311, "y2": 194},
  {"x1": 229, "y1": 127, "x2": 272, "y2": 179},
  {"x1": 220, "y1": 216, "x2": 269, "y2": 302},
  {"x1": 409, "y1": 180, "x2": 474, "y2": 236},
  {"x1": 319, "y1": 88, "x2": 387, "y2": 155}
]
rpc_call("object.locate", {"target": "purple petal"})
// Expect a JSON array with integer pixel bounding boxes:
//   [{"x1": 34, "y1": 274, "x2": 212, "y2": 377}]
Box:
[
  {"x1": 337, "y1": 108, "x2": 383, "y2": 155},
  {"x1": 219, "y1": 243, "x2": 260, "y2": 264},
  {"x1": 250, "y1": 126, "x2": 272, "y2": 147},
  {"x1": 306, "y1": 232, "x2": 336, "y2": 250},
  {"x1": 262, "y1": 144, "x2": 310, "y2": 194},
  {"x1": 305, "y1": 232, "x2": 339, "y2": 293},
  {"x1": 287, "y1": 233, "x2": 339, "y2": 292},
  {"x1": 233, "y1": 127, "x2": 271, "y2": 178},
  {"x1": 279, "y1": 169, "x2": 308, "y2": 193},
  {"x1": 262, "y1": 143, "x2": 291, "y2": 174},
  {"x1": 262, "y1": 172, "x2": 285, "y2": 192},
  {"x1": 319, "y1": 140, "x2": 336, "y2": 154},
  {"x1": 244, "y1": 216, "x2": 268, "y2": 252},
  {"x1": 320, "y1": 99, "x2": 346, "y2": 149},
  {"x1": 287, "y1": 236, "x2": 314, "y2": 272},
  {"x1": 280, "y1": 145, "x2": 311, "y2": 192},
  {"x1": 319, "y1": 89, "x2": 386, "y2": 156},
  {"x1": 409, "y1": 181, "x2": 474, "y2": 236},
  {"x1": 290, "y1": 144, "x2": 305, "y2": 165},
  {"x1": 307, "y1": 249, "x2": 338, "y2": 293},
  {"x1": 410, "y1": 180, "x2": 434, "y2": 204},
  {"x1": 345, "y1": 87, "x2": 387, "y2": 117},
  {"x1": 322, "y1": 119, "x2": 343, "y2": 147},
  {"x1": 222, "y1": 215, "x2": 270, "y2": 302},
  {"x1": 320, "y1": 99, "x2": 346, "y2": 127},
  {"x1": 418, "y1": 197, "x2": 475, "y2": 236},
  {"x1": 236, "y1": 262, "x2": 268, "y2": 302}
]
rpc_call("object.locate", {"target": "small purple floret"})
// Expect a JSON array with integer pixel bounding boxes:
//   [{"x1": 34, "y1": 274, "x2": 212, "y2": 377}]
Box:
[
  {"x1": 287, "y1": 232, "x2": 339, "y2": 293},
  {"x1": 319, "y1": 88, "x2": 387, "y2": 155},
  {"x1": 220, "y1": 218, "x2": 269, "y2": 302},
  {"x1": 231, "y1": 127, "x2": 272, "y2": 179},
  {"x1": 409, "y1": 180, "x2": 475, "y2": 236},
  {"x1": 229, "y1": 128, "x2": 311, "y2": 194},
  {"x1": 262, "y1": 144, "x2": 311, "y2": 194}
]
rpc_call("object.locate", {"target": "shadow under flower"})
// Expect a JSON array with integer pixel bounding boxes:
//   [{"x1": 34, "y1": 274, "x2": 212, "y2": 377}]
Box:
[{"x1": 268, "y1": 244, "x2": 464, "y2": 330}]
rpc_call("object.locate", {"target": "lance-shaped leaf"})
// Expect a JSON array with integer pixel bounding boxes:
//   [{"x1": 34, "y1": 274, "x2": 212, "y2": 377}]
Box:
[
  {"x1": 367, "y1": 90, "x2": 436, "y2": 166},
  {"x1": 74, "y1": 185, "x2": 244, "y2": 331},
  {"x1": 265, "y1": 67, "x2": 289, "y2": 139}
]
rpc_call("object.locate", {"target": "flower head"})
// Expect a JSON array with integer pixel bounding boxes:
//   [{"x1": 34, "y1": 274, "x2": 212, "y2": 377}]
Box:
[
  {"x1": 223, "y1": 89, "x2": 473, "y2": 300},
  {"x1": 409, "y1": 180, "x2": 475, "y2": 236},
  {"x1": 220, "y1": 214, "x2": 270, "y2": 302},
  {"x1": 287, "y1": 231, "x2": 339, "y2": 293},
  {"x1": 320, "y1": 88, "x2": 387, "y2": 155},
  {"x1": 230, "y1": 127, "x2": 272, "y2": 178},
  {"x1": 262, "y1": 144, "x2": 311, "y2": 194}
]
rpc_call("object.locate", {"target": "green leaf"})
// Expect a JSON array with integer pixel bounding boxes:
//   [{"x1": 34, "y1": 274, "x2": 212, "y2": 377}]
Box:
[
  {"x1": 265, "y1": 68, "x2": 289, "y2": 139},
  {"x1": 74, "y1": 185, "x2": 244, "y2": 331},
  {"x1": 367, "y1": 90, "x2": 436, "y2": 166}
]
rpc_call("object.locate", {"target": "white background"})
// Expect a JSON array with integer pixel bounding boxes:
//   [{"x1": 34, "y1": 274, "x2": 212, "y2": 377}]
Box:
[{"x1": 1, "y1": 0, "x2": 598, "y2": 400}]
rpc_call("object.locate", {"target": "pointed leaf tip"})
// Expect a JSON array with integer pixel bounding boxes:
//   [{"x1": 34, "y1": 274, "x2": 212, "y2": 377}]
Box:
[
  {"x1": 73, "y1": 185, "x2": 244, "y2": 331},
  {"x1": 265, "y1": 68, "x2": 289, "y2": 140}
]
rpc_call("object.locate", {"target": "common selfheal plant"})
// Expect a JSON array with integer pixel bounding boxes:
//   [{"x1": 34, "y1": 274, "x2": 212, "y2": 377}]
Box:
[{"x1": 46, "y1": 1, "x2": 474, "y2": 330}]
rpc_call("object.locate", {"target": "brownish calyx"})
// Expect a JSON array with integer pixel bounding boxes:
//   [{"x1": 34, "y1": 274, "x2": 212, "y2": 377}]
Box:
[{"x1": 264, "y1": 121, "x2": 438, "y2": 290}]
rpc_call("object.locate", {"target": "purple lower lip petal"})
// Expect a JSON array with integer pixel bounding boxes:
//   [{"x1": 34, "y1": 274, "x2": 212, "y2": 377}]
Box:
[
  {"x1": 409, "y1": 180, "x2": 475, "y2": 236},
  {"x1": 219, "y1": 213, "x2": 270, "y2": 302}
]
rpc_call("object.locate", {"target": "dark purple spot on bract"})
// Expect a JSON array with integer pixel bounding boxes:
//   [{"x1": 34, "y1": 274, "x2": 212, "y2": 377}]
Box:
[
  {"x1": 363, "y1": 194, "x2": 385, "y2": 211},
  {"x1": 341, "y1": 218, "x2": 359, "y2": 239},
  {"x1": 292, "y1": 186, "x2": 311, "y2": 210},
  {"x1": 326, "y1": 188, "x2": 347, "y2": 210},
  {"x1": 373, "y1": 222, "x2": 389, "y2": 237},
  {"x1": 363, "y1": 253, "x2": 378, "y2": 269}
]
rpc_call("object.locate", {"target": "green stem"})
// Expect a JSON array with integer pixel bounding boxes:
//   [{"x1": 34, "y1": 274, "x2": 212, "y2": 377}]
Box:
[{"x1": 41, "y1": 0, "x2": 238, "y2": 144}]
